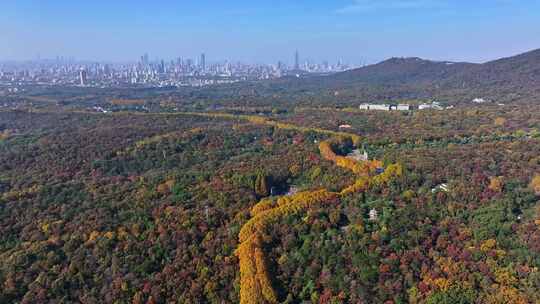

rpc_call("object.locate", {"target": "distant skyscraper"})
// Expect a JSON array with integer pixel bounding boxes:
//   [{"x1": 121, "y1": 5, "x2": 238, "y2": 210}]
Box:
[
  {"x1": 186, "y1": 59, "x2": 194, "y2": 70},
  {"x1": 160, "y1": 60, "x2": 165, "y2": 73},
  {"x1": 79, "y1": 69, "x2": 87, "y2": 86},
  {"x1": 294, "y1": 50, "x2": 300, "y2": 70},
  {"x1": 139, "y1": 53, "x2": 149, "y2": 65},
  {"x1": 104, "y1": 64, "x2": 111, "y2": 76},
  {"x1": 200, "y1": 53, "x2": 206, "y2": 72}
]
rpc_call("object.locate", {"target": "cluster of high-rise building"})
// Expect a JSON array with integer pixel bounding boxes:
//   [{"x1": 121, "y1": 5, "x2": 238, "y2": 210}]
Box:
[{"x1": 0, "y1": 52, "x2": 354, "y2": 89}]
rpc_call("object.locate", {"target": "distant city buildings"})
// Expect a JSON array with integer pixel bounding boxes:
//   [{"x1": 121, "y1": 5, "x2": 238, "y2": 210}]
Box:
[{"x1": 0, "y1": 52, "x2": 354, "y2": 89}]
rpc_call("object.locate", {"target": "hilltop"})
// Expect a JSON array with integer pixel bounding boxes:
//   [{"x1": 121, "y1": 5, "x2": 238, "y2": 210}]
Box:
[
  {"x1": 322, "y1": 48, "x2": 540, "y2": 103},
  {"x1": 229, "y1": 48, "x2": 540, "y2": 106}
]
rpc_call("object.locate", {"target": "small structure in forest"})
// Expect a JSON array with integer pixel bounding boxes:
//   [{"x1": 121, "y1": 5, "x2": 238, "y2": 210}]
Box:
[
  {"x1": 419, "y1": 102, "x2": 444, "y2": 110},
  {"x1": 286, "y1": 186, "x2": 299, "y2": 196},
  {"x1": 432, "y1": 183, "x2": 449, "y2": 193},
  {"x1": 472, "y1": 98, "x2": 489, "y2": 104},
  {"x1": 359, "y1": 104, "x2": 390, "y2": 111},
  {"x1": 369, "y1": 209, "x2": 378, "y2": 221},
  {"x1": 347, "y1": 149, "x2": 369, "y2": 162},
  {"x1": 392, "y1": 104, "x2": 412, "y2": 111},
  {"x1": 360, "y1": 103, "x2": 411, "y2": 111}
]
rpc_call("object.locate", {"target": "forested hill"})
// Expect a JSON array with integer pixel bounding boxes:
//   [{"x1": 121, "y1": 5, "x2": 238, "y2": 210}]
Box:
[
  {"x1": 330, "y1": 57, "x2": 476, "y2": 86},
  {"x1": 226, "y1": 48, "x2": 540, "y2": 106},
  {"x1": 291, "y1": 48, "x2": 540, "y2": 104}
]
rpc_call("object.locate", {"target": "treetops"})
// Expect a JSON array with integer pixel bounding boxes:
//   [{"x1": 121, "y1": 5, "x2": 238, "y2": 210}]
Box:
[{"x1": 236, "y1": 128, "x2": 402, "y2": 304}]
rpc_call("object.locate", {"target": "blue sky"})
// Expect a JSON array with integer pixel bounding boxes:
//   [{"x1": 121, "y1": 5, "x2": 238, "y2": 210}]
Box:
[{"x1": 2, "y1": 0, "x2": 540, "y2": 64}]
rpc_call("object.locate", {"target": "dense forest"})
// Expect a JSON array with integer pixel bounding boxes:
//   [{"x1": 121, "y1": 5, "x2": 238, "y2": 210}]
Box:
[{"x1": 1, "y1": 85, "x2": 540, "y2": 303}]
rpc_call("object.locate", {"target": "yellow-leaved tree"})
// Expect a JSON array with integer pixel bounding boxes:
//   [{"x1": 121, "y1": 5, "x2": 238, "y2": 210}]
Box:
[
  {"x1": 488, "y1": 176, "x2": 504, "y2": 193},
  {"x1": 529, "y1": 175, "x2": 540, "y2": 196}
]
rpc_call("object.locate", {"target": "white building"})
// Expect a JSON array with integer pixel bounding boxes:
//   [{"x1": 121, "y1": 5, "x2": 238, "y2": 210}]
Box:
[
  {"x1": 371, "y1": 104, "x2": 391, "y2": 111},
  {"x1": 347, "y1": 149, "x2": 368, "y2": 162},
  {"x1": 432, "y1": 183, "x2": 449, "y2": 193},
  {"x1": 359, "y1": 104, "x2": 390, "y2": 111},
  {"x1": 360, "y1": 150, "x2": 369, "y2": 161},
  {"x1": 472, "y1": 98, "x2": 488, "y2": 104},
  {"x1": 396, "y1": 104, "x2": 412, "y2": 111},
  {"x1": 419, "y1": 102, "x2": 444, "y2": 110},
  {"x1": 369, "y1": 209, "x2": 378, "y2": 221},
  {"x1": 360, "y1": 103, "x2": 411, "y2": 111}
]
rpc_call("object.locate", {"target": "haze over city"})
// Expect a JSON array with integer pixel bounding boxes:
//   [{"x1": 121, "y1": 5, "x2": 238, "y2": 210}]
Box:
[{"x1": 2, "y1": 0, "x2": 540, "y2": 64}]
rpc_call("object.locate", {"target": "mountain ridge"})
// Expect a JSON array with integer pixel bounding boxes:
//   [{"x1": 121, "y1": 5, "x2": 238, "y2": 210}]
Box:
[{"x1": 290, "y1": 48, "x2": 540, "y2": 103}]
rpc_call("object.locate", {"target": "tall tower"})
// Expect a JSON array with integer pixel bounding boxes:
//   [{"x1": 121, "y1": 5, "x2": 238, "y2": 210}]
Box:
[
  {"x1": 294, "y1": 50, "x2": 300, "y2": 70},
  {"x1": 200, "y1": 53, "x2": 206, "y2": 72},
  {"x1": 160, "y1": 60, "x2": 165, "y2": 73},
  {"x1": 79, "y1": 69, "x2": 87, "y2": 86}
]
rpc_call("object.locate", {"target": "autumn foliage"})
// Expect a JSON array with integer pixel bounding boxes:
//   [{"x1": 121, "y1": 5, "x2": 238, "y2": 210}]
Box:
[
  {"x1": 236, "y1": 124, "x2": 401, "y2": 304},
  {"x1": 529, "y1": 175, "x2": 540, "y2": 195},
  {"x1": 4, "y1": 104, "x2": 540, "y2": 303},
  {"x1": 0, "y1": 129, "x2": 11, "y2": 141}
]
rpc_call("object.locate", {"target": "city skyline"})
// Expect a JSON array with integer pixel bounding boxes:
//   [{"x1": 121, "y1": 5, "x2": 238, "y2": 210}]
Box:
[
  {"x1": 2, "y1": 1, "x2": 540, "y2": 64},
  {"x1": 0, "y1": 50, "x2": 355, "y2": 89},
  {"x1": 0, "y1": 50, "x2": 357, "y2": 67}
]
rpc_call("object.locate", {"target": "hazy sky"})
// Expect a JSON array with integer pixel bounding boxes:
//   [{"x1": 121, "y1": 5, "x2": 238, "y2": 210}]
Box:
[{"x1": 2, "y1": 0, "x2": 540, "y2": 64}]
